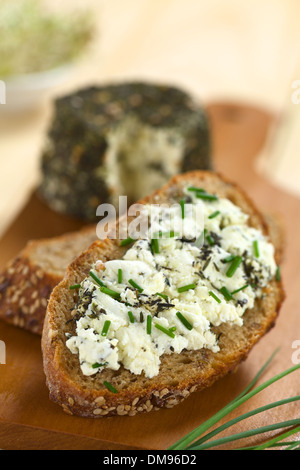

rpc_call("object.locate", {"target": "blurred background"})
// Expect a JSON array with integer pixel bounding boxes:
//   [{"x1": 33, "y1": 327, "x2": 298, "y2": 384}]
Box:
[{"x1": 0, "y1": 0, "x2": 300, "y2": 239}]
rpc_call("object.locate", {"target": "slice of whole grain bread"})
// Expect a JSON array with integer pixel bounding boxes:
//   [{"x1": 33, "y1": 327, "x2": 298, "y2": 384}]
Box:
[
  {"x1": 42, "y1": 171, "x2": 284, "y2": 418},
  {"x1": 0, "y1": 226, "x2": 97, "y2": 334}
]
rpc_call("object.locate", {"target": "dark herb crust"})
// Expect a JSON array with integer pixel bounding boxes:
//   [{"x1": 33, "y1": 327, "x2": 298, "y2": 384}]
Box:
[{"x1": 38, "y1": 82, "x2": 211, "y2": 220}]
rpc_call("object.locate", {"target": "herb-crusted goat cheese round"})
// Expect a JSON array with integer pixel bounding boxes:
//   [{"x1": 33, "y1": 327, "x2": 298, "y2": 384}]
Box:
[{"x1": 38, "y1": 83, "x2": 211, "y2": 220}]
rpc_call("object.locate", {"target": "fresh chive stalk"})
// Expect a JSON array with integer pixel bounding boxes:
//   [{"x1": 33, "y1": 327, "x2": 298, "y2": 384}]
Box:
[
  {"x1": 69, "y1": 284, "x2": 81, "y2": 290},
  {"x1": 103, "y1": 381, "x2": 118, "y2": 394},
  {"x1": 177, "y1": 283, "x2": 196, "y2": 293},
  {"x1": 220, "y1": 286, "x2": 232, "y2": 301},
  {"x1": 92, "y1": 362, "x2": 107, "y2": 369},
  {"x1": 191, "y1": 395, "x2": 300, "y2": 450},
  {"x1": 226, "y1": 256, "x2": 242, "y2": 278},
  {"x1": 206, "y1": 234, "x2": 215, "y2": 246},
  {"x1": 168, "y1": 349, "x2": 300, "y2": 451},
  {"x1": 101, "y1": 320, "x2": 111, "y2": 337},
  {"x1": 187, "y1": 186, "x2": 206, "y2": 193},
  {"x1": 89, "y1": 270, "x2": 105, "y2": 287},
  {"x1": 128, "y1": 311, "x2": 135, "y2": 323},
  {"x1": 208, "y1": 211, "x2": 221, "y2": 219},
  {"x1": 155, "y1": 323, "x2": 175, "y2": 338},
  {"x1": 151, "y1": 238, "x2": 160, "y2": 254},
  {"x1": 253, "y1": 240, "x2": 260, "y2": 258},
  {"x1": 254, "y1": 424, "x2": 300, "y2": 451},
  {"x1": 100, "y1": 286, "x2": 121, "y2": 300},
  {"x1": 180, "y1": 199, "x2": 185, "y2": 219},
  {"x1": 176, "y1": 311, "x2": 193, "y2": 331},
  {"x1": 189, "y1": 419, "x2": 300, "y2": 451},
  {"x1": 187, "y1": 186, "x2": 218, "y2": 200},
  {"x1": 129, "y1": 279, "x2": 144, "y2": 293},
  {"x1": 196, "y1": 193, "x2": 218, "y2": 201},
  {"x1": 221, "y1": 255, "x2": 236, "y2": 264},
  {"x1": 231, "y1": 284, "x2": 249, "y2": 295},
  {"x1": 276, "y1": 266, "x2": 281, "y2": 282},
  {"x1": 156, "y1": 292, "x2": 169, "y2": 301},
  {"x1": 209, "y1": 291, "x2": 222, "y2": 303},
  {"x1": 120, "y1": 237, "x2": 135, "y2": 247},
  {"x1": 118, "y1": 268, "x2": 123, "y2": 284},
  {"x1": 146, "y1": 315, "x2": 152, "y2": 334}
]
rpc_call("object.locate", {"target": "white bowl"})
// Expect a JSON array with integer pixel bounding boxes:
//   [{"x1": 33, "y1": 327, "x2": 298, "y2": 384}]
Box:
[{"x1": 0, "y1": 64, "x2": 74, "y2": 113}]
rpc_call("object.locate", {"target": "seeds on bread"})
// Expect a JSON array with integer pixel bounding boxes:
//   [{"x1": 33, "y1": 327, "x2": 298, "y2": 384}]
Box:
[
  {"x1": 0, "y1": 226, "x2": 96, "y2": 334},
  {"x1": 42, "y1": 171, "x2": 284, "y2": 417}
]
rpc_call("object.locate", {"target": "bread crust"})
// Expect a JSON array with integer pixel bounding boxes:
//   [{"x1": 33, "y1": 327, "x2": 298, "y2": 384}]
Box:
[
  {"x1": 0, "y1": 226, "x2": 97, "y2": 334},
  {"x1": 42, "y1": 171, "x2": 284, "y2": 417}
]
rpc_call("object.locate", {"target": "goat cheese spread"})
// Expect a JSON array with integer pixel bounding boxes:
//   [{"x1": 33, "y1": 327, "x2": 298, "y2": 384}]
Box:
[{"x1": 66, "y1": 187, "x2": 277, "y2": 378}]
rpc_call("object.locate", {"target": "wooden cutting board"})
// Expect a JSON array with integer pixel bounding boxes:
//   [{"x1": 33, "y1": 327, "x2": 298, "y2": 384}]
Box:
[{"x1": 0, "y1": 103, "x2": 299, "y2": 450}]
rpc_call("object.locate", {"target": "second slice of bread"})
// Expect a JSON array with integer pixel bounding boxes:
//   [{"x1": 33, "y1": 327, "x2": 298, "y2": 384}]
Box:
[{"x1": 0, "y1": 226, "x2": 97, "y2": 334}]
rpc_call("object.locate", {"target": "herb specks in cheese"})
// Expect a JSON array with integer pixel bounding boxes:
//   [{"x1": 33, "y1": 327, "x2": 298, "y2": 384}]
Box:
[{"x1": 66, "y1": 189, "x2": 277, "y2": 378}]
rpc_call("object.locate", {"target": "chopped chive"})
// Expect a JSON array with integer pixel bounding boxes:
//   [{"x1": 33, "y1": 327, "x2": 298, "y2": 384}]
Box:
[
  {"x1": 177, "y1": 283, "x2": 197, "y2": 293},
  {"x1": 208, "y1": 211, "x2": 221, "y2": 219},
  {"x1": 209, "y1": 291, "x2": 222, "y2": 303},
  {"x1": 155, "y1": 323, "x2": 175, "y2": 338},
  {"x1": 89, "y1": 270, "x2": 105, "y2": 287},
  {"x1": 206, "y1": 234, "x2": 215, "y2": 246},
  {"x1": 103, "y1": 381, "x2": 118, "y2": 394},
  {"x1": 128, "y1": 311, "x2": 135, "y2": 323},
  {"x1": 221, "y1": 255, "x2": 236, "y2": 264},
  {"x1": 129, "y1": 279, "x2": 144, "y2": 293},
  {"x1": 69, "y1": 284, "x2": 81, "y2": 290},
  {"x1": 220, "y1": 286, "x2": 232, "y2": 301},
  {"x1": 100, "y1": 286, "x2": 121, "y2": 300},
  {"x1": 169, "y1": 326, "x2": 177, "y2": 332},
  {"x1": 253, "y1": 240, "x2": 260, "y2": 258},
  {"x1": 118, "y1": 268, "x2": 123, "y2": 284},
  {"x1": 101, "y1": 320, "x2": 111, "y2": 337},
  {"x1": 226, "y1": 256, "x2": 242, "y2": 278},
  {"x1": 276, "y1": 266, "x2": 281, "y2": 282},
  {"x1": 187, "y1": 186, "x2": 218, "y2": 201},
  {"x1": 92, "y1": 362, "x2": 107, "y2": 369},
  {"x1": 156, "y1": 292, "x2": 169, "y2": 301},
  {"x1": 151, "y1": 238, "x2": 160, "y2": 254},
  {"x1": 140, "y1": 312, "x2": 144, "y2": 323},
  {"x1": 231, "y1": 284, "x2": 249, "y2": 295},
  {"x1": 120, "y1": 237, "x2": 135, "y2": 247},
  {"x1": 176, "y1": 311, "x2": 193, "y2": 330},
  {"x1": 187, "y1": 186, "x2": 206, "y2": 193},
  {"x1": 196, "y1": 193, "x2": 218, "y2": 201},
  {"x1": 180, "y1": 199, "x2": 185, "y2": 218},
  {"x1": 147, "y1": 315, "x2": 152, "y2": 334}
]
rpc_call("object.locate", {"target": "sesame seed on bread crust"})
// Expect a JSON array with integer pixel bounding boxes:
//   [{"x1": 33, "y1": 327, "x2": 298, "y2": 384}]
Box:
[
  {"x1": 42, "y1": 171, "x2": 284, "y2": 418},
  {"x1": 0, "y1": 226, "x2": 97, "y2": 334}
]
